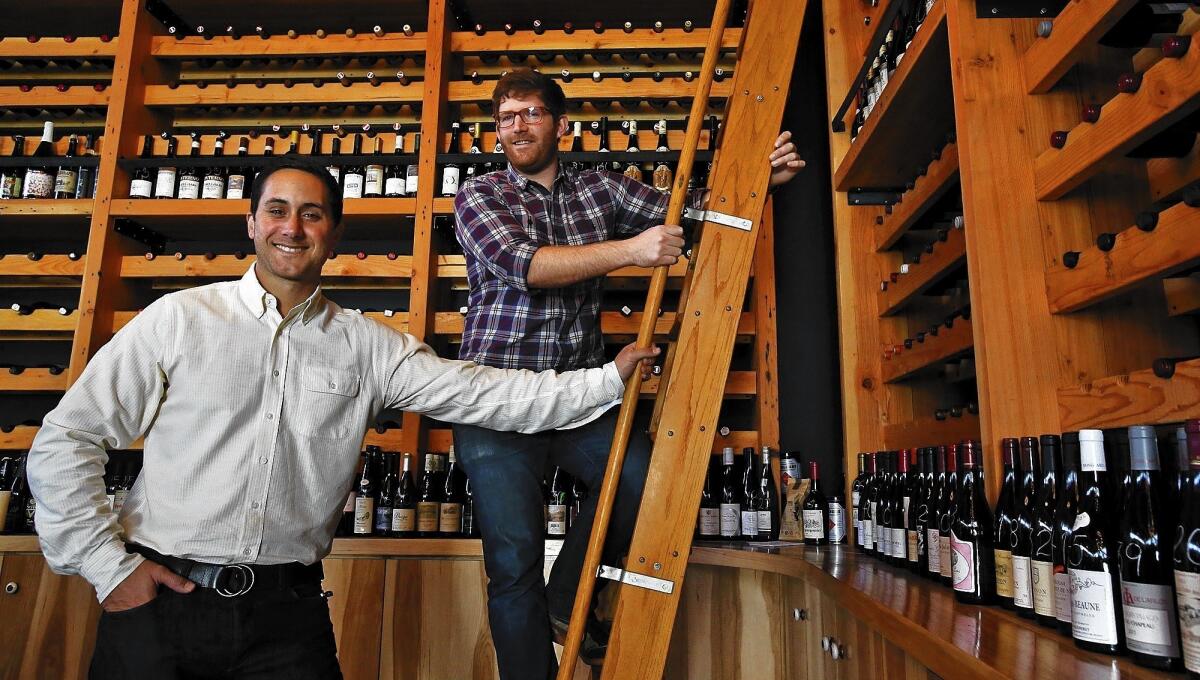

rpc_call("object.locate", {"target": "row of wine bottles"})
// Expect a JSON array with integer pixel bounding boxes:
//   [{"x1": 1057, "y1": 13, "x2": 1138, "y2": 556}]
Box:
[
  {"x1": 0, "y1": 453, "x2": 37, "y2": 534},
  {"x1": 695, "y1": 447, "x2": 791, "y2": 543},
  {"x1": 0, "y1": 364, "x2": 66, "y2": 376},
  {"x1": 881, "y1": 308, "x2": 970, "y2": 361},
  {"x1": 849, "y1": 0, "x2": 938, "y2": 141},
  {"x1": 851, "y1": 423, "x2": 1200, "y2": 673},
  {"x1": 0, "y1": 123, "x2": 98, "y2": 199},
  {"x1": 1062, "y1": 184, "x2": 1200, "y2": 268},
  {"x1": 878, "y1": 215, "x2": 965, "y2": 290}
]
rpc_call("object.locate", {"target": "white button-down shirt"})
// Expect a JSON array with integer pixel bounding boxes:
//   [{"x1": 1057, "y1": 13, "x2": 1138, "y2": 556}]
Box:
[{"x1": 28, "y1": 266, "x2": 623, "y2": 601}]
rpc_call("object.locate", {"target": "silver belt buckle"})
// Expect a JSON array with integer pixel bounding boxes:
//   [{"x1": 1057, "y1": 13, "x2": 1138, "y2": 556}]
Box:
[{"x1": 214, "y1": 564, "x2": 256, "y2": 597}]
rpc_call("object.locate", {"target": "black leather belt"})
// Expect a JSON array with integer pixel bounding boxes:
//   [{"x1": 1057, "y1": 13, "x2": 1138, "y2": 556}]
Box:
[{"x1": 128, "y1": 544, "x2": 323, "y2": 598}]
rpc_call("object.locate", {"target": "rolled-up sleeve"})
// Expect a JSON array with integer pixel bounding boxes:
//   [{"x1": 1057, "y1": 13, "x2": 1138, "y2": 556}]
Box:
[
  {"x1": 26, "y1": 298, "x2": 176, "y2": 601},
  {"x1": 454, "y1": 180, "x2": 540, "y2": 293}
]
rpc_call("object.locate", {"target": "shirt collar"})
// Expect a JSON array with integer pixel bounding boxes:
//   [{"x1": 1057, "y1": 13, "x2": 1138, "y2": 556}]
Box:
[
  {"x1": 238, "y1": 264, "x2": 324, "y2": 324},
  {"x1": 505, "y1": 160, "x2": 574, "y2": 193}
]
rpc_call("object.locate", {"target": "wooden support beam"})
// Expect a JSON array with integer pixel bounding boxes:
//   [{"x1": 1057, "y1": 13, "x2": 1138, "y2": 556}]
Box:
[
  {"x1": 150, "y1": 34, "x2": 427, "y2": 58},
  {"x1": 1021, "y1": 0, "x2": 1138, "y2": 94},
  {"x1": 881, "y1": 318, "x2": 974, "y2": 384},
  {"x1": 1059, "y1": 358, "x2": 1200, "y2": 430},
  {"x1": 874, "y1": 143, "x2": 960, "y2": 251},
  {"x1": 882, "y1": 413, "x2": 981, "y2": 450},
  {"x1": 143, "y1": 81, "x2": 423, "y2": 106},
  {"x1": 1046, "y1": 203, "x2": 1200, "y2": 313},
  {"x1": 1165, "y1": 275, "x2": 1200, "y2": 316},
  {"x1": 878, "y1": 226, "x2": 967, "y2": 316},
  {"x1": 450, "y1": 28, "x2": 741, "y2": 53},
  {"x1": 1034, "y1": 36, "x2": 1200, "y2": 200},
  {"x1": 833, "y1": 2, "x2": 952, "y2": 191}
]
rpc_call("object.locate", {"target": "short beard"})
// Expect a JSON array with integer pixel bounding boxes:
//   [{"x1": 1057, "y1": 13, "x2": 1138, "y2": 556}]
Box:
[{"x1": 504, "y1": 140, "x2": 557, "y2": 177}]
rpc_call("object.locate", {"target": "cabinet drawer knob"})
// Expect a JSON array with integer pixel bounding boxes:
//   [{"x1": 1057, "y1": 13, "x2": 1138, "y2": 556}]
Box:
[
  {"x1": 793, "y1": 607, "x2": 808, "y2": 621},
  {"x1": 830, "y1": 641, "x2": 842, "y2": 661},
  {"x1": 4, "y1": 582, "x2": 18, "y2": 595},
  {"x1": 820, "y1": 636, "x2": 831, "y2": 652}
]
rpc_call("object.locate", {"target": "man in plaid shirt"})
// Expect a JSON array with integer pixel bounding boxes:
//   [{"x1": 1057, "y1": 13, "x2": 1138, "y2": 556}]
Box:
[{"x1": 452, "y1": 69, "x2": 803, "y2": 680}]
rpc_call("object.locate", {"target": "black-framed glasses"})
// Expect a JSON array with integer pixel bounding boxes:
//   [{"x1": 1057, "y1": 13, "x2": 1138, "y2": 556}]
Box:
[{"x1": 495, "y1": 106, "x2": 552, "y2": 129}]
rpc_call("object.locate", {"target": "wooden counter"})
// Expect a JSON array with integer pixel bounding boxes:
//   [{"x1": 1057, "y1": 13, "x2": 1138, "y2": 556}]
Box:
[{"x1": 672, "y1": 542, "x2": 1179, "y2": 680}]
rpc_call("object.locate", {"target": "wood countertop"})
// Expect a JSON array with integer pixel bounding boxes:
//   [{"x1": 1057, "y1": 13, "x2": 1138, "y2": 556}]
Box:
[{"x1": 687, "y1": 542, "x2": 1179, "y2": 680}]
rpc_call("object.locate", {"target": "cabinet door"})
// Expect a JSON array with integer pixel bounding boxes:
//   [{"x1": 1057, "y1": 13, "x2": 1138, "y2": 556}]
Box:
[
  {"x1": 322, "y1": 557, "x2": 387, "y2": 680},
  {"x1": 0, "y1": 553, "x2": 100, "y2": 680}
]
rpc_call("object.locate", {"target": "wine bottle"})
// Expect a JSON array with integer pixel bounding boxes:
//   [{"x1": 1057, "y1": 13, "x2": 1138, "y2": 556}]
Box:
[
  {"x1": 994, "y1": 438, "x2": 1019, "y2": 608},
  {"x1": 802, "y1": 461, "x2": 829, "y2": 546},
  {"x1": 1177, "y1": 425, "x2": 1191, "y2": 537},
  {"x1": 353, "y1": 446, "x2": 380, "y2": 536},
  {"x1": 719, "y1": 447, "x2": 740, "y2": 539},
  {"x1": 441, "y1": 121, "x2": 462, "y2": 197},
  {"x1": 567, "y1": 121, "x2": 585, "y2": 173},
  {"x1": 860, "y1": 452, "x2": 877, "y2": 555},
  {"x1": 52, "y1": 133, "x2": 78, "y2": 199},
  {"x1": 877, "y1": 452, "x2": 895, "y2": 561},
  {"x1": 154, "y1": 134, "x2": 178, "y2": 199},
  {"x1": 1032, "y1": 434, "x2": 1061, "y2": 628},
  {"x1": 546, "y1": 465, "x2": 570, "y2": 538},
  {"x1": 325, "y1": 134, "x2": 342, "y2": 186},
  {"x1": 74, "y1": 133, "x2": 97, "y2": 200},
  {"x1": 1013, "y1": 437, "x2": 1041, "y2": 618},
  {"x1": 852, "y1": 452, "x2": 868, "y2": 548},
  {"x1": 913, "y1": 448, "x2": 933, "y2": 575},
  {"x1": 651, "y1": 119, "x2": 673, "y2": 193},
  {"x1": 0, "y1": 456, "x2": 13, "y2": 530},
  {"x1": 391, "y1": 452, "x2": 416, "y2": 537},
  {"x1": 439, "y1": 446, "x2": 464, "y2": 536},
  {"x1": 594, "y1": 117, "x2": 611, "y2": 173},
  {"x1": 417, "y1": 452, "x2": 440, "y2": 537},
  {"x1": 111, "y1": 460, "x2": 132, "y2": 514},
  {"x1": 570, "y1": 478, "x2": 586, "y2": 531},
  {"x1": 3, "y1": 455, "x2": 30, "y2": 533},
  {"x1": 225, "y1": 137, "x2": 249, "y2": 199},
  {"x1": 905, "y1": 449, "x2": 923, "y2": 571},
  {"x1": 1119, "y1": 425, "x2": 1183, "y2": 670},
  {"x1": 952, "y1": 440, "x2": 996, "y2": 605},
  {"x1": 756, "y1": 446, "x2": 780, "y2": 541},
  {"x1": 364, "y1": 136, "x2": 384, "y2": 198},
  {"x1": 623, "y1": 120, "x2": 643, "y2": 182},
  {"x1": 1056, "y1": 432, "x2": 1082, "y2": 634},
  {"x1": 405, "y1": 132, "x2": 421, "y2": 195},
  {"x1": 740, "y1": 447, "x2": 761, "y2": 541},
  {"x1": 0, "y1": 136, "x2": 25, "y2": 199},
  {"x1": 462, "y1": 478, "x2": 478, "y2": 537},
  {"x1": 201, "y1": 135, "x2": 227, "y2": 199},
  {"x1": 886, "y1": 451, "x2": 904, "y2": 563},
  {"x1": 176, "y1": 134, "x2": 202, "y2": 199},
  {"x1": 1174, "y1": 419, "x2": 1200, "y2": 675},
  {"x1": 927, "y1": 446, "x2": 946, "y2": 580},
  {"x1": 829, "y1": 484, "x2": 847, "y2": 544},
  {"x1": 1068, "y1": 429, "x2": 1125, "y2": 655},
  {"x1": 342, "y1": 134, "x2": 365, "y2": 199},
  {"x1": 104, "y1": 460, "x2": 119, "y2": 510},
  {"x1": 939, "y1": 444, "x2": 959, "y2": 586},
  {"x1": 21, "y1": 122, "x2": 56, "y2": 199},
  {"x1": 385, "y1": 128, "x2": 407, "y2": 197},
  {"x1": 375, "y1": 452, "x2": 397, "y2": 536},
  {"x1": 697, "y1": 457, "x2": 720, "y2": 539}
]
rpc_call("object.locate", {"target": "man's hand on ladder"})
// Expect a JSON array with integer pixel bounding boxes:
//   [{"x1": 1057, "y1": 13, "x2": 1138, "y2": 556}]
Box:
[
  {"x1": 768, "y1": 130, "x2": 806, "y2": 189},
  {"x1": 614, "y1": 344, "x2": 662, "y2": 382}
]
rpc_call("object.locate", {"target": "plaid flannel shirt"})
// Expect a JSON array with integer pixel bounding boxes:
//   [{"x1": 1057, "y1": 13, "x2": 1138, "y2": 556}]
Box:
[{"x1": 454, "y1": 163, "x2": 693, "y2": 372}]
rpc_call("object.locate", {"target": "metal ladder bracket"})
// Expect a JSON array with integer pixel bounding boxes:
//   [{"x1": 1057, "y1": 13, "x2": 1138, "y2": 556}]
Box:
[
  {"x1": 682, "y1": 206, "x2": 753, "y2": 232},
  {"x1": 597, "y1": 565, "x2": 675, "y2": 595}
]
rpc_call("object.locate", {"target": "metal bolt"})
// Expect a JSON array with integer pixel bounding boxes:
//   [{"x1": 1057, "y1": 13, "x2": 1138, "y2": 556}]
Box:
[
  {"x1": 4, "y1": 582, "x2": 17, "y2": 595},
  {"x1": 991, "y1": 7, "x2": 998, "y2": 14},
  {"x1": 653, "y1": 562, "x2": 661, "y2": 570},
  {"x1": 639, "y1": 556, "x2": 646, "y2": 563},
  {"x1": 672, "y1": 551, "x2": 679, "y2": 557},
  {"x1": 699, "y1": 425, "x2": 706, "y2": 432},
  {"x1": 756, "y1": 95, "x2": 763, "y2": 102},
  {"x1": 725, "y1": 305, "x2": 732, "y2": 311},
  {"x1": 1036, "y1": 20, "x2": 1052, "y2": 37},
  {"x1": 751, "y1": 191, "x2": 757, "y2": 198},
  {"x1": 667, "y1": 430, "x2": 674, "y2": 437},
  {"x1": 695, "y1": 310, "x2": 701, "y2": 316}
]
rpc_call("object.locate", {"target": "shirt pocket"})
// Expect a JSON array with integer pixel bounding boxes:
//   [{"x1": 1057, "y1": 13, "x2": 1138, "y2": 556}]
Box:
[{"x1": 298, "y1": 366, "x2": 362, "y2": 439}]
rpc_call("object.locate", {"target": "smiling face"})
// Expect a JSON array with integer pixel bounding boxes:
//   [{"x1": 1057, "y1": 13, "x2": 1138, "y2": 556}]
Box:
[
  {"x1": 495, "y1": 94, "x2": 569, "y2": 176},
  {"x1": 246, "y1": 168, "x2": 343, "y2": 291}
]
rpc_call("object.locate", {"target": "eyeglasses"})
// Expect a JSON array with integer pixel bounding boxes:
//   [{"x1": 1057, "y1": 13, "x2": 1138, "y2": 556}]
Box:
[{"x1": 495, "y1": 106, "x2": 552, "y2": 129}]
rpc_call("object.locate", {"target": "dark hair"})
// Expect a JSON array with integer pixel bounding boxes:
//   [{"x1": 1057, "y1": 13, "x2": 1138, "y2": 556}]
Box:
[
  {"x1": 249, "y1": 159, "x2": 344, "y2": 225},
  {"x1": 491, "y1": 68, "x2": 567, "y2": 119}
]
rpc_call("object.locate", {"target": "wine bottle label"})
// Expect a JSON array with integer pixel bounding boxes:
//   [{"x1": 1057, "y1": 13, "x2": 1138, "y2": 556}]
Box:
[
  {"x1": 719, "y1": 503, "x2": 739, "y2": 537},
  {"x1": 106, "y1": 493, "x2": 116, "y2": 511},
  {"x1": 0, "y1": 491, "x2": 9, "y2": 527},
  {"x1": 950, "y1": 533, "x2": 976, "y2": 593},
  {"x1": 1069, "y1": 567, "x2": 1119, "y2": 645},
  {"x1": 130, "y1": 178, "x2": 153, "y2": 199},
  {"x1": 547, "y1": 504, "x2": 568, "y2": 536},
  {"x1": 365, "y1": 166, "x2": 384, "y2": 194},
  {"x1": 391, "y1": 507, "x2": 415, "y2": 533},
  {"x1": 1012, "y1": 555, "x2": 1034, "y2": 609},
  {"x1": 440, "y1": 502, "x2": 463, "y2": 533},
  {"x1": 374, "y1": 506, "x2": 391, "y2": 533},
  {"x1": 1032, "y1": 559, "x2": 1055, "y2": 617},
  {"x1": 756, "y1": 510, "x2": 774, "y2": 535},
  {"x1": 851, "y1": 490, "x2": 861, "y2": 509},
  {"x1": 154, "y1": 168, "x2": 177, "y2": 198},
  {"x1": 177, "y1": 175, "x2": 200, "y2": 199},
  {"x1": 927, "y1": 528, "x2": 941, "y2": 573},
  {"x1": 343, "y1": 173, "x2": 364, "y2": 198},
  {"x1": 0, "y1": 174, "x2": 18, "y2": 199},
  {"x1": 22, "y1": 169, "x2": 54, "y2": 198},
  {"x1": 1055, "y1": 565, "x2": 1073, "y2": 624},
  {"x1": 906, "y1": 530, "x2": 918, "y2": 562},
  {"x1": 462, "y1": 506, "x2": 475, "y2": 536},
  {"x1": 342, "y1": 492, "x2": 357, "y2": 513},
  {"x1": 54, "y1": 168, "x2": 78, "y2": 195},
  {"x1": 385, "y1": 177, "x2": 405, "y2": 196},
  {"x1": 353, "y1": 496, "x2": 375, "y2": 534},
  {"x1": 861, "y1": 519, "x2": 873, "y2": 549},
  {"x1": 916, "y1": 525, "x2": 926, "y2": 558},
  {"x1": 741, "y1": 509, "x2": 760, "y2": 537},
  {"x1": 202, "y1": 176, "x2": 225, "y2": 199},
  {"x1": 891, "y1": 528, "x2": 904, "y2": 558},
  {"x1": 326, "y1": 167, "x2": 341, "y2": 182},
  {"x1": 1175, "y1": 571, "x2": 1200, "y2": 672},
  {"x1": 441, "y1": 166, "x2": 460, "y2": 195},
  {"x1": 225, "y1": 175, "x2": 246, "y2": 199},
  {"x1": 781, "y1": 458, "x2": 800, "y2": 486},
  {"x1": 802, "y1": 509, "x2": 824, "y2": 540},
  {"x1": 23, "y1": 498, "x2": 35, "y2": 532},
  {"x1": 1121, "y1": 580, "x2": 1181, "y2": 657},
  {"x1": 698, "y1": 508, "x2": 719, "y2": 536},
  {"x1": 828, "y1": 503, "x2": 845, "y2": 543},
  {"x1": 1073, "y1": 511, "x2": 1091, "y2": 530},
  {"x1": 405, "y1": 168, "x2": 419, "y2": 194},
  {"x1": 417, "y1": 502, "x2": 439, "y2": 532},
  {"x1": 940, "y1": 535, "x2": 953, "y2": 578}
]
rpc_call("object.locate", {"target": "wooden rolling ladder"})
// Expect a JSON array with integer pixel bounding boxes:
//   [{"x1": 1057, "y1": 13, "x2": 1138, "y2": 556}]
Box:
[{"x1": 556, "y1": 0, "x2": 808, "y2": 677}]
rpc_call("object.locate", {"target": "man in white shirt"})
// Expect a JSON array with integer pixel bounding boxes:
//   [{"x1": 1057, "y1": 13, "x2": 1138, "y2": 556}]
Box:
[{"x1": 26, "y1": 160, "x2": 658, "y2": 680}]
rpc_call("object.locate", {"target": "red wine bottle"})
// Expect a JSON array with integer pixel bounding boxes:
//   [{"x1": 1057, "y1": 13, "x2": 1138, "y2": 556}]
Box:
[
  {"x1": 952, "y1": 440, "x2": 996, "y2": 604},
  {"x1": 864, "y1": 452, "x2": 881, "y2": 556},
  {"x1": 1032, "y1": 434, "x2": 1061, "y2": 627},
  {"x1": 902, "y1": 449, "x2": 921, "y2": 570},
  {"x1": 926, "y1": 445, "x2": 946, "y2": 581},
  {"x1": 1174, "y1": 419, "x2": 1200, "y2": 676},
  {"x1": 697, "y1": 457, "x2": 720, "y2": 540},
  {"x1": 994, "y1": 438, "x2": 1018, "y2": 608},
  {"x1": 861, "y1": 452, "x2": 878, "y2": 555},
  {"x1": 802, "y1": 461, "x2": 829, "y2": 546},
  {"x1": 1055, "y1": 432, "x2": 1082, "y2": 634},
  {"x1": 1013, "y1": 437, "x2": 1041, "y2": 618},
  {"x1": 1119, "y1": 425, "x2": 1182, "y2": 670},
  {"x1": 939, "y1": 444, "x2": 959, "y2": 586},
  {"x1": 852, "y1": 452, "x2": 869, "y2": 548},
  {"x1": 877, "y1": 452, "x2": 895, "y2": 562},
  {"x1": 1068, "y1": 429, "x2": 1125, "y2": 655},
  {"x1": 909, "y1": 448, "x2": 929, "y2": 573}
]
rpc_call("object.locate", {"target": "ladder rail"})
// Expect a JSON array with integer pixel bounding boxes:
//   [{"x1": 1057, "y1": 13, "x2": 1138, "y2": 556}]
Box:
[{"x1": 554, "y1": 0, "x2": 735, "y2": 675}]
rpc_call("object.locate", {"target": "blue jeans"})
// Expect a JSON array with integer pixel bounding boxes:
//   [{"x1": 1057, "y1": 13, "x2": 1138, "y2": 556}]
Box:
[{"x1": 452, "y1": 408, "x2": 651, "y2": 680}]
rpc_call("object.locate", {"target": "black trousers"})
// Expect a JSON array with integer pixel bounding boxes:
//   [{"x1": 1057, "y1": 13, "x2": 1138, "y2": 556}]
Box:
[{"x1": 88, "y1": 582, "x2": 342, "y2": 680}]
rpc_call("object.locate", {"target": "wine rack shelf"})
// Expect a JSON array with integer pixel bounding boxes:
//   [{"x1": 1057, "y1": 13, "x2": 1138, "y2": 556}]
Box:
[
  {"x1": 0, "y1": 37, "x2": 119, "y2": 60},
  {"x1": 1034, "y1": 35, "x2": 1200, "y2": 200},
  {"x1": 1021, "y1": 0, "x2": 1136, "y2": 95},
  {"x1": 0, "y1": 255, "x2": 85, "y2": 278},
  {"x1": 881, "y1": 317, "x2": 974, "y2": 384},
  {"x1": 446, "y1": 78, "x2": 732, "y2": 103},
  {"x1": 0, "y1": 426, "x2": 38, "y2": 449},
  {"x1": 1165, "y1": 274, "x2": 1200, "y2": 316},
  {"x1": 0, "y1": 368, "x2": 69, "y2": 393},
  {"x1": 108, "y1": 197, "x2": 444, "y2": 217},
  {"x1": 0, "y1": 309, "x2": 78, "y2": 334},
  {"x1": 833, "y1": 1, "x2": 951, "y2": 191},
  {"x1": 119, "y1": 254, "x2": 414, "y2": 279},
  {"x1": 449, "y1": 27, "x2": 741, "y2": 54},
  {"x1": 882, "y1": 412, "x2": 981, "y2": 450},
  {"x1": 1058, "y1": 357, "x2": 1200, "y2": 430},
  {"x1": 878, "y1": 225, "x2": 966, "y2": 316},
  {"x1": 0, "y1": 536, "x2": 41, "y2": 552},
  {"x1": 874, "y1": 142, "x2": 959, "y2": 251},
  {"x1": 1045, "y1": 202, "x2": 1200, "y2": 313},
  {"x1": 0, "y1": 200, "x2": 93, "y2": 218},
  {"x1": 0, "y1": 87, "x2": 110, "y2": 108},
  {"x1": 151, "y1": 34, "x2": 427, "y2": 58},
  {"x1": 143, "y1": 81, "x2": 424, "y2": 107}
]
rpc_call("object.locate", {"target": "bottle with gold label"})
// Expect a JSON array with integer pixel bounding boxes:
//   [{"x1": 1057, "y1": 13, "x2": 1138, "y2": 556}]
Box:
[
  {"x1": 622, "y1": 120, "x2": 642, "y2": 182},
  {"x1": 652, "y1": 119, "x2": 673, "y2": 192}
]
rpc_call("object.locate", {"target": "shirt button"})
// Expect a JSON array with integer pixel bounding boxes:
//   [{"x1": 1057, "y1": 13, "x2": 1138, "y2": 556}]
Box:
[
  {"x1": 273, "y1": 370, "x2": 279, "y2": 377},
  {"x1": 243, "y1": 548, "x2": 251, "y2": 556},
  {"x1": 251, "y1": 501, "x2": 260, "y2": 509},
  {"x1": 329, "y1": 382, "x2": 336, "y2": 389},
  {"x1": 259, "y1": 457, "x2": 268, "y2": 465},
  {"x1": 266, "y1": 413, "x2": 274, "y2": 420}
]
